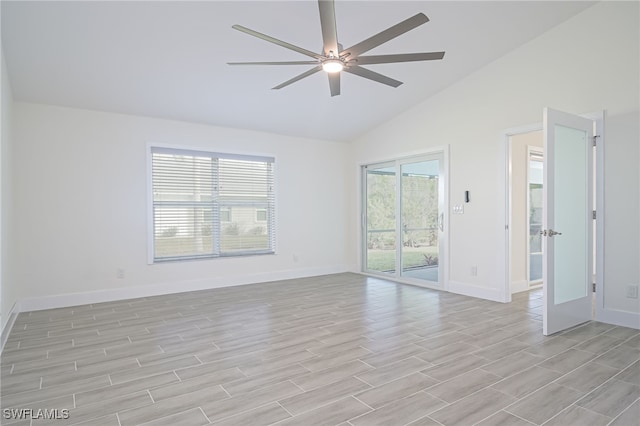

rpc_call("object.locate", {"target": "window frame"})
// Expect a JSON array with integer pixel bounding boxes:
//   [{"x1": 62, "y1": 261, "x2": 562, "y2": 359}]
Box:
[
  {"x1": 255, "y1": 208, "x2": 267, "y2": 222},
  {"x1": 147, "y1": 143, "x2": 276, "y2": 264}
]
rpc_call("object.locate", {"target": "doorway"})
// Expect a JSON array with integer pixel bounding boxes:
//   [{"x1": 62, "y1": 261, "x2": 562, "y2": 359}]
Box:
[
  {"x1": 508, "y1": 131, "x2": 544, "y2": 294},
  {"x1": 503, "y1": 109, "x2": 604, "y2": 335},
  {"x1": 527, "y1": 147, "x2": 544, "y2": 286},
  {"x1": 362, "y1": 151, "x2": 447, "y2": 288}
]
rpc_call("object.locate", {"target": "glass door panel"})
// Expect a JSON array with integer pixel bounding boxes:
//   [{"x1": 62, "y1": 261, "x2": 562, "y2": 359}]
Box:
[
  {"x1": 363, "y1": 153, "x2": 445, "y2": 288},
  {"x1": 542, "y1": 107, "x2": 593, "y2": 335},
  {"x1": 365, "y1": 165, "x2": 396, "y2": 275},
  {"x1": 553, "y1": 124, "x2": 590, "y2": 304},
  {"x1": 400, "y1": 160, "x2": 440, "y2": 283}
]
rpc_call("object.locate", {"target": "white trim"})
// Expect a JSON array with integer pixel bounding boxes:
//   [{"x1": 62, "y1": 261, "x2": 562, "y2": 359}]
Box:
[
  {"x1": 146, "y1": 143, "x2": 155, "y2": 264},
  {"x1": 356, "y1": 145, "x2": 451, "y2": 169},
  {"x1": 1, "y1": 301, "x2": 20, "y2": 354},
  {"x1": 146, "y1": 141, "x2": 277, "y2": 165},
  {"x1": 511, "y1": 280, "x2": 530, "y2": 294},
  {"x1": 151, "y1": 146, "x2": 274, "y2": 163},
  {"x1": 448, "y1": 280, "x2": 503, "y2": 303},
  {"x1": 501, "y1": 131, "x2": 511, "y2": 302},
  {"x1": 594, "y1": 112, "x2": 606, "y2": 324},
  {"x1": 442, "y1": 145, "x2": 451, "y2": 291},
  {"x1": 591, "y1": 112, "x2": 638, "y2": 330},
  {"x1": 16, "y1": 265, "x2": 354, "y2": 313},
  {"x1": 596, "y1": 307, "x2": 640, "y2": 329}
]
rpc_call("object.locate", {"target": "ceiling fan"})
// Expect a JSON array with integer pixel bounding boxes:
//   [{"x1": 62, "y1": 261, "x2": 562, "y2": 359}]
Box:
[{"x1": 228, "y1": 0, "x2": 445, "y2": 97}]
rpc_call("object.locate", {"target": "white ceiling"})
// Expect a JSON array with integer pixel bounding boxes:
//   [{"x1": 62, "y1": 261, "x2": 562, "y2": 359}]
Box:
[{"x1": 1, "y1": 1, "x2": 596, "y2": 142}]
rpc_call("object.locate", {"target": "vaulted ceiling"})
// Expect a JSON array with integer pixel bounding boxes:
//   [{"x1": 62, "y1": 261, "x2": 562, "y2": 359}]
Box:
[{"x1": 1, "y1": 1, "x2": 596, "y2": 142}]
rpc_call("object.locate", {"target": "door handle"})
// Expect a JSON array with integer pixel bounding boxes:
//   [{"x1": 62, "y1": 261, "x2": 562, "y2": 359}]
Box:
[{"x1": 540, "y1": 229, "x2": 562, "y2": 237}]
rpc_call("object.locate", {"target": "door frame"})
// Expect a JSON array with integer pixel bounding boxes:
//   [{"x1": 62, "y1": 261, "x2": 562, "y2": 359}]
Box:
[
  {"x1": 500, "y1": 111, "x2": 604, "y2": 317},
  {"x1": 526, "y1": 145, "x2": 544, "y2": 288},
  {"x1": 358, "y1": 146, "x2": 450, "y2": 291}
]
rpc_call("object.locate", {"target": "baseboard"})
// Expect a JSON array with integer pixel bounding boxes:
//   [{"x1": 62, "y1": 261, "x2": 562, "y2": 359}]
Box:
[
  {"x1": 596, "y1": 307, "x2": 640, "y2": 330},
  {"x1": 511, "y1": 280, "x2": 530, "y2": 294},
  {"x1": 448, "y1": 280, "x2": 504, "y2": 303},
  {"x1": 18, "y1": 264, "x2": 354, "y2": 313},
  {"x1": 1, "y1": 301, "x2": 20, "y2": 354}
]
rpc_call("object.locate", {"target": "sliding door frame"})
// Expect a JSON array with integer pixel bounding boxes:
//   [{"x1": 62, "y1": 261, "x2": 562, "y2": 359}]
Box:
[{"x1": 359, "y1": 147, "x2": 449, "y2": 291}]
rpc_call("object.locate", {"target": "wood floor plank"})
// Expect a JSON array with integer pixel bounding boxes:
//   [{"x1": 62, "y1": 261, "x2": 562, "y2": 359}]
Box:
[{"x1": 1, "y1": 273, "x2": 635, "y2": 426}]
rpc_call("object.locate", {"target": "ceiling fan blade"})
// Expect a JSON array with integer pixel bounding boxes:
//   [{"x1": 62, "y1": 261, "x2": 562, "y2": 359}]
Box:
[
  {"x1": 318, "y1": 0, "x2": 339, "y2": 56},
  {"x1": 354, "y1": 52, "x2": 445, "y2": 65},
  {"x1": 228, "y1": 61, "x2": 319, "y2": 66},
  {"x1": 232, "y1": 25, "x2": 322, "y2": 60},
  {"x1": 328, "y1": 72, "x2": 340, "y2": 97},
  {"x1": 344, "y1": 65, "x2": 402, "y2": 88},
  {"x1": 273, "y1": 65, "x2": 323, "y2": 90},
  {"x1": 342, "y1": 13, "x2": 429, "y2": 58}
]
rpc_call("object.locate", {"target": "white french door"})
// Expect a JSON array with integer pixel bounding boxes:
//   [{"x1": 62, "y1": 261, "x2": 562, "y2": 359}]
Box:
[
  {"x1": 363, "y1": 153, "x2": 445, "y2": 288},
  {"x1": 542, "y1": 108, "x2": 594, "y2": 335}
]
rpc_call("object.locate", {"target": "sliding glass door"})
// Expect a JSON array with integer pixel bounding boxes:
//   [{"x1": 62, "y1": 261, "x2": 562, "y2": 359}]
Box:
[
  {"x1": 400, "y1": 159, "x2": 442, "y2": 283},
  {"x1": 363, "y1": 153, "x2": 445, "y2": 287},
  {"x1": 364, "y1": 163, "x2": 397, "y2": 275}
]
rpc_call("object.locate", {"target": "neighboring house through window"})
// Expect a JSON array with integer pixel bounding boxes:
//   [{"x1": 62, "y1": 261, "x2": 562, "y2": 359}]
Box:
[{"x1": 220, "y1": 207, "x2": 232, "y2": 222}]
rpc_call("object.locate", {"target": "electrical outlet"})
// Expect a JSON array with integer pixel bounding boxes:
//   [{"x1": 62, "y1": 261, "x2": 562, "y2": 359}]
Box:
[
  {"x1": 626, "y1": 285, "x2": 638, "y2": 299},
  {"x1": 117, "y1": 268, "x2": 125, "y2": 279}
]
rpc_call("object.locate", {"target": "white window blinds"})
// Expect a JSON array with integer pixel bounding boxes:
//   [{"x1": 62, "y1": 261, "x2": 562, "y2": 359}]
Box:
[{"x1": 151, "y1": 147, "x2": 275, "y2": 262}]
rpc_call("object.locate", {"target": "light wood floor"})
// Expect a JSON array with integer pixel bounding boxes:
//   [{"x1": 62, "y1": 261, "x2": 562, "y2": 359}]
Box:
[{"x1": 1, "y1": 273, "x2": 638, "y2": 425}]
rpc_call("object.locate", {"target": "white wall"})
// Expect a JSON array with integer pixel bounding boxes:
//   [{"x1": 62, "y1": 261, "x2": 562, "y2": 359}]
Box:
[
  {"x1": 11, "y1": 103, "x2": 353, "y2": 309},
  {"x1": 4, "y1": 1, "x2": 638, "y2": 332},
  {"x1": 349, "y1": 1, "x2": 640, "y2": 324},
  {"x1": 1, "y1": 48, "x2": 15, "y2": 336},
  {"x1": 603, "y1": 111, "x2": 640, "y2": 314}
]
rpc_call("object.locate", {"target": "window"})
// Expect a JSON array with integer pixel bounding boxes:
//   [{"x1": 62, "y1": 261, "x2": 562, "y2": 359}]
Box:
[
  {"x1": 256, "y1": 208, "x2": 267, "y2": 222},
  {"x1": 220, "y1": 207, "x2": 232, "y2": 222},
  {"x1": 150, "y1": 147, "x2": 275, "y2": 262}
]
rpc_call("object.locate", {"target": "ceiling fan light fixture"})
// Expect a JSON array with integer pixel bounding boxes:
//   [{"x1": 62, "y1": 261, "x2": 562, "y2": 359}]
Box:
[
  {"x1": 322, "y1": 59, "x2": 344, "y2": 73},
  {"x1": 230, "y1": 1, "x2": 445, "y2": 96}
]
